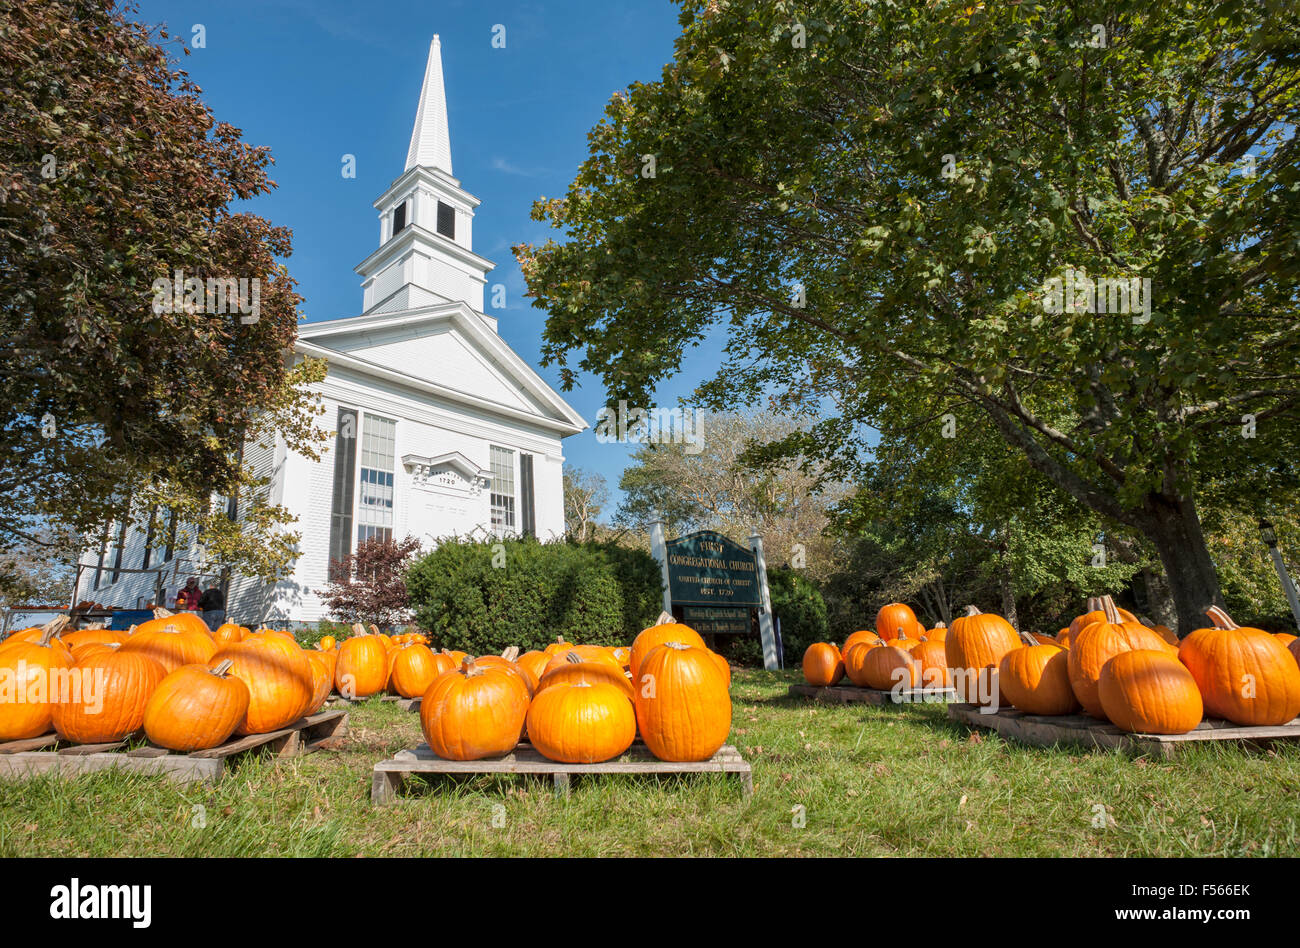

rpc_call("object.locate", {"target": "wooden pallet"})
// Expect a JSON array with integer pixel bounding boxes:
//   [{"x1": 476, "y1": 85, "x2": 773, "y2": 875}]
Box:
[
  {"x1": 787, "y1": 683, "x2": 957, "y2": 705},
  {"x1": 0, "y1": 710, "x2": 349, "y2": 785},
  {"x1": 371, "y1": 742, "x2": 753, "y2": 803},
  {"x1": 328, "y1": 693, "x2": 421, "y2": 712},
  {"x1": 947, "y1": 703, "x2": 1300, "y2": 758}
]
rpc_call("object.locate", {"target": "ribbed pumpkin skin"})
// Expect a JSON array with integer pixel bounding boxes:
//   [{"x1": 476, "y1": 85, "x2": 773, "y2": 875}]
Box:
[
  {"x1": 527, "y1": 682, "x2": 635, "y2": 763},
  {"x1": 335, "y1": 635, "x2": 389, "y2": 698},
  {"x1": 912, "y1": 640, "x2": 951, "y2": 689},
  {"x1": 61, "y1": 628, "x2": 128, "y2": 650},
  {"x1": 144, "y1": 663, "x2": 250, "y2": 751},
  {"x1": 843, "y1": 641, "x2": 877, "y2": 686},
  {"x1": 876, "y1": 603, "x2": 920, "y2": 642},
  {"x1": 213, "y1": 634, "x2": 314, "y2": 735},
  {"x1": 304, "y1": 651, "x2": 334, "y2": 713},
  {"x1": 629, "y1": 622, "x2": 706, "y2": 684},
  {"x1": 419, "y1": 662, "x2": 530, "y2": 760},
  {"x1": 542, "y1": 645, "x2": 624, "y2": 677},
  {"x1": 633, "y1": 643, "x2": 731, "y2": 761},
  {"x1": 388, "y1": 644, "x2": 442, "y2": 698},
  {"x1": 802, "y1": 643, "x2": 845, "y2": 686},
  {"x1": 999, "y1": 644, "x2": 1078, "y2": 715},
  {"x1": 133, "y1": 611, "x2": 213, "y2": 640},
  {"x1": 213, "y1": 623, "x2": 246, "y2": 648},
  {"x1": 70, "y1": 642, "x2": 122, "y2": 664},
  {"x1": 120, "y1": 625, "x2": 216, "y2": 674},
  {"x1": 1099, "y1": 650, "x2": 1203, "y2": 734},
  {"x1": 51, "y1": 651, "x2": 166, "y2": 743},
  {"x1": 0, "y1": 638, "x2": 76, "y2": 740},
  {"x1": 1068, "y1": 622, "x2": 1169, "y2": 718},
  {"x1": 924, "y1": 625, "x2": 948, "y2": 643},
  {"x1": 945, "y1": 610, "x2": 1021, "y2": 704},
  {"x1": 539, "y1": 658, "x2": 635, "y2": 699},
  {"x1": 842, "y1": 630, "x2": 881, "y2": 657},
  {"x1": 709, "y1": 650, "x2": 732, "y2": 687},
  {"x1": 517, "y1": 650, "x2": 550, "y2": 682},
  {"x1": 542, "y1": 636, "x2": 575, "y2": 658},
  {"x1": 863, "y1": 644, "x2": 918, "y2": 691},
  {"x1": 1179, "y1": 623, "x2": 1300, "y2": 726}
]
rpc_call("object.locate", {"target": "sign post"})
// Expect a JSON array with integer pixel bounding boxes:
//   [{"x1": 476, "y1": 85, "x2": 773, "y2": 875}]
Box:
[
  {"x1": 649, "y1": 517, "x2": 673, "y2": 614},
  {"x1": 750, "y1": 533, "x2": 778, "y2": 671}
]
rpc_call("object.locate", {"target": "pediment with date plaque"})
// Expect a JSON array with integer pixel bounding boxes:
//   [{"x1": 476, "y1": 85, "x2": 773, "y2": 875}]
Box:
[{"x1": 402, "y1": 452, "x2": 490, "y2": 498}]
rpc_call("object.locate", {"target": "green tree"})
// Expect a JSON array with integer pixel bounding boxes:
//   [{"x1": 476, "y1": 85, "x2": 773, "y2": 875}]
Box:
[
  {"x1": 0, "y1": 0, "x2": 325, "y2": 568},
  {"x1": 518, "y1": 0, "x2": 1300, "y2": 633}
]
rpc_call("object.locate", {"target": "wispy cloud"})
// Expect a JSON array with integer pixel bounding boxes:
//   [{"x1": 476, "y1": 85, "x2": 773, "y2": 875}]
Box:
[{"x1": 491, "y1": 156, "x2": 548, "y2": 178}]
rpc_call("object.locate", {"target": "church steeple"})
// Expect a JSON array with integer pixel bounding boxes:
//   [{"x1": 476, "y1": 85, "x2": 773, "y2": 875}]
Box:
[
  {"x1": 405, "y1": 35, "x2": 453, "y2": 174},
  {"x1": 354, "y1": 35, "x2": 496, "y2": 324}
]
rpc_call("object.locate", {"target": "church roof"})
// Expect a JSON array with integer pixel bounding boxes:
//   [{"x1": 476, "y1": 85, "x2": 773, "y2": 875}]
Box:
[{"x1": 405, "y1": 35, "x2": 453, "y2": 173}]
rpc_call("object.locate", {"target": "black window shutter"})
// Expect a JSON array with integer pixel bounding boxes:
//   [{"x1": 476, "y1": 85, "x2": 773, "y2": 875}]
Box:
[
  {"x1": 392, "y1": 202, "x2": 407, "y2": 234},
  {"x1": 163, "y1": 508, "x2": 178, "y2": 562},
  {"x1": 141, "y1": 506, "x2": 157, "y2": 569},
  {"x1": 436, "y1": 201, "x2": 455, "y2": 239},
  {"x1": 520, "y1": 454, "x2": 536, "y2": 538},
  {"x1": 329, "y1": 408, "x2": 359, "y2": 580}
]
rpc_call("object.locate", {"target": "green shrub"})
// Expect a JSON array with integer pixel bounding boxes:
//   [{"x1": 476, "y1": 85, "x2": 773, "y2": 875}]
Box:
[{"x1": 405, "y1": 537, "x2": 663, "y2": 655}]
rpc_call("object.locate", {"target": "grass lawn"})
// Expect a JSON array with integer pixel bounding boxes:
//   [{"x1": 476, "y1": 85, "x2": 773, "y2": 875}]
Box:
[{"x1": 2, "y1": 668, "x2": 1298, "y2": 857}]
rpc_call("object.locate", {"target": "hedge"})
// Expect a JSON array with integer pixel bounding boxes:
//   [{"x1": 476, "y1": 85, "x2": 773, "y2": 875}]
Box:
[
  {"x1": 405, "y1": 537, "x2": 664, "y2": 655},
  {"x1": 715, "y1": 567, "x2": 829, "y2": 667}
]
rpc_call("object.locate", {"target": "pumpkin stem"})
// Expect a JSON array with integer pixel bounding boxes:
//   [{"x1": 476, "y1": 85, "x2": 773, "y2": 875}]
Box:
[
  {"x1": 565, "y1": 651, "x2": 584, "y2": 664},
  {"x1": 1084, "y1": 596, "x2": 1101, "y2": 614},
  {"x1": 963, "y1": 605, "x2": 982, "y2": 617},
  {"x1": 500, "y1": 645, "x2": 520, "y2": 662},
  {"x1": 1018, "y1": 630, "x2": 1037, "y2": 647},
  {"x1": 934, "y1": 621, "x2": 946, "y2": 629},
  {"x1": 128, "y1": 624, "x2": 137, "y2": 635},
  {"x1": 654, "y1": 610, "x2": 675, "y2": 626},
  {"x1": 152, "y1": 606, "x2": 174, "y2": 619},
  {"x1": 210, "y1": 659, "x2": 235, "y2": 677},
  {"x1": 351, "y1": 623, "x2": 367, "y2": 636},
  {"x1": 1204, "y1": 605, "x2": 1239, "y2": 630},
  {"x1": 1099, "y1": 595, "x2": 1121, "y2": 625},
  {"x1": 368, "y1": 623, "x2": 382, "y2": 636},
  {"x1": 462, "y1": 657, "x2": 484, "y2": 678},
  {"x1": 40, "y1": 615, "x2": 71, "y2": 637}
]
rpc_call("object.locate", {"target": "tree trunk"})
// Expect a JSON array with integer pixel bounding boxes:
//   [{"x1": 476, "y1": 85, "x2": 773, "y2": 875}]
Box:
[
  {"x1": 1139, "y1": 566, "x2": 1177, "y2": 630},
  {"x1": 1139, "y1": 491, "x2": 1223, "y2": 636},
  {"x1": 998, "y1": 555, "x2": 1018, "y2": 630}
]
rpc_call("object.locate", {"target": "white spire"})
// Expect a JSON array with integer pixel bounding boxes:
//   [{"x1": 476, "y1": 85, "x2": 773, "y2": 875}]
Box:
[{"x1": 405, "y1": 35, "x2": 453, "y2": 173}]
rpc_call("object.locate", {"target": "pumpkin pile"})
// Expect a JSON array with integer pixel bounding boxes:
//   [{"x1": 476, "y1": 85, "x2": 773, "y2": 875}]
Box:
[
  {"x1": 0, "y1": 609, "x2": 329, "y2": 749},
  {"x1": 801, "y1": 595, "x2": 1300, "y2": 736},
  {"x1": 413, "y1": 612, "x2": 732, "y2": 765}
]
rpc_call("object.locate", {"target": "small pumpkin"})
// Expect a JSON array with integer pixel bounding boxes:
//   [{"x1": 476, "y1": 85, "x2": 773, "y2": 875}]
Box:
[
  {"x1": 862, "y1": 642, "x2": 918, "y2": 691},
  {"x1": 1099, "y1": 649, "x2": 1203, "y2": 734},
  {"x1": 998, "y1": 632, "x2": 1078, "y2": 715},
  {"x1": 419, "y1": 658, "x2": 530, "y2": 760},
  {"x1": 802, "y1": 643, "x2": 845, "y2": 687},
  {"x1": 842, "y1": 640, "x2": 878, "y2": 686},
  {"x1": 542, "y1": 635, "x2": 575, "y2": 658},
  {"x1": 629, "y1": 613, "x2": 707, "y2": 685},
  {"x1": 335, "y1": 634, "x2": 389, "y2": 698},
  {"x1": 388, "y1": 644, "x2": 444, "y2": 699},
  {"x1": 144, "y1": 661, "x2": 250, "y2": 751},
  {"x1": 923, "y1": 622, "x2": 948, "y2": 643},
  {"x1": 1178, "y1": 606, "x2": 1300, "y2": 726},
  {"x1": 842, "y1": 629, "x2": 882, "y2": 656},
  {"x1": 1069, "y1": 597, "x2": 1178, "y2": 718},
  {"x1": 212, "y1": 623, "x2": 246, "y2": 648},
  {"x1": 527, "y1": 681, "x2": 635, "y2": 763},
  {"x1": 911, "y1": 638, "x2": 951, "y2": 689},
  {"x1": 634, "y1": 642, "x2": 731, "y2": 762},
  {"x1": 317, "y1": 635, "x2": 337, "y2": 651}
]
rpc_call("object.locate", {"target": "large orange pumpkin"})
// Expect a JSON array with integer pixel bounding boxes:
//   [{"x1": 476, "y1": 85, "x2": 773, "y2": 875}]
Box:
[
  {"x1": 1099, "y1": 649, "x2": 1203, "y2": 734},
  {"x1": 1178, "y1": 606, "x2": 1300, "y2": 726},
  {"x1": 132, "y1": 608, "x2": 214, "y2": 640},
  {"x1": 52, "y1": 650, "x2": 166, "y2": 743},
  {"x1": 945, "y1": 606, "x2": 1021, "y2": 704},
  {"x1": 843, "y1": 629, "x2": 882, "y2": 656},
  {"x1": 998, "y1": 633, "x2": 1078, "y2": 715},
  {"x1": 527, "y1": 680, "x2": 635, "y2": 763},
  {"x1": 304, "y1": 651, "x2": 334, "y2": 713},
  {"x1": 212, "y1": 633, "x2": 314, "y2": 735},
  {"x1": 539, "y1": 651, "x2": 634, "y2": 700},
  {"x1": 143, "y1": 660, "x2": 250, "y2": 751},
  {"x1": 912, "y1": 639, "x2": 951, "y2": 689},
  {"x1": 388, "y1": 644, "x2": 443, "y2": 699},
  {"x1": 0, "y1": 627, "x2": 76, "y2": 740},
  {"x1": 629, "y1": 614, "x2": 706, "y2": 684},
  {"x1": 120, "y1": 622, "x2": 216, "y2": 674},
  {"x1": 876, "y1": 603, "x2": 921, "y2": 642},
  {"x1": 1067, "y1": 596, "x2": 1169, "y2": 718},
  {"x1": 802, "y1": 643, "x2": 845, "y2": 687},
  {"x1": 335, "y1": 634, "x2": 389, "y2": 698},
  {"x1": 419, "y1": 658, "x2": 530, "y2": 760},
  {"x1": 862, "y1": 642, "x2": 918, "y2": 691},
  {"x1": 842, "y1": 640, "x2": 877, "y2": 686},
  {"x1": 633, "y1": 642, "x2": 731, "y2": 761}
]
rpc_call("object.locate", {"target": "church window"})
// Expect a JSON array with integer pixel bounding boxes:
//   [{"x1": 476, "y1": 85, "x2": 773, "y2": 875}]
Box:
[
  {"x1": 436, "y1": 200, "x2": 455, "y2": 239},
  {"x1": 490, "y1": 446, "x2": 516, "y2": 536},
  {"x1": 357, "y1": 414, "x2": 397, "y2": 544},
  {"x1": 392, "y1": 201, "x2": 408, "y2": 234},
  {"x1": 328, "y1": 407, "x2": 358, "y2": 579}
]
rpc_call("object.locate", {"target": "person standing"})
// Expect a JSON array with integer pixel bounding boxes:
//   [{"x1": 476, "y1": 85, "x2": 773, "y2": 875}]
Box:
[
  {"x1": 175, "y1": 577, "x2": 201, "y2": 612},
  {"x1": 198, "y1": 583, "x2": 226, "y2": 631}
]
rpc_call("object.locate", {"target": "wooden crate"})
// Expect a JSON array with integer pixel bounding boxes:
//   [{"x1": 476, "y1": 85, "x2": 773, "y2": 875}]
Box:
[
  {"x1": 0, "y1": 710, "x2": 349, "y2": 785},
  {"x1": 787, "y1": 683, "x2": 956, "y2": 705},
  {"x1": 947, "y1": 703, "x2": 1300, "y2": 758},
  {"x1": 371, "y1": 742, "x2": 753, "y2": 803}
]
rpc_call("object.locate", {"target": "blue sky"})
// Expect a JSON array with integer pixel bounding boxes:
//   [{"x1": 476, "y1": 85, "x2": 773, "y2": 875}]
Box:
[{"x1": 130, "y1": 0, "x2": 712, "y2": 514}]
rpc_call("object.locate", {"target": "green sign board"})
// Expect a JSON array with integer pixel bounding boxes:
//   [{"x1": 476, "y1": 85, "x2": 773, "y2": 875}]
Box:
[
  {"x1": 665, "y1": 530, "x2": 762, "y2": 608},
  {"x1": 681, "y1": 606, "x2": 752, "y2": 635}
]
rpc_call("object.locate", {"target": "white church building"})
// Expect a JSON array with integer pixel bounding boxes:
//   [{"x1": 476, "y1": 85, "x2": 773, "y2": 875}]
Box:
[{"x1": 74, "y1": 36, "x2": 586, "y2": 625}]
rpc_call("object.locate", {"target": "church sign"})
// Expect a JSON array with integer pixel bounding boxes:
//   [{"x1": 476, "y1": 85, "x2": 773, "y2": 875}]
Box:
[
  {"x1": 680, "y1": 606, "x2": 752, "y2": 636},
  {"x1": 665, "y1": 531, "x2": 762, "y2": 608}
]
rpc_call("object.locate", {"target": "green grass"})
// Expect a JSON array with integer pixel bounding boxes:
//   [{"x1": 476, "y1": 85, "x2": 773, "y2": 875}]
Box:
[{"x1": 3, "y1": 669, "x2": 1299, "y2": 856}]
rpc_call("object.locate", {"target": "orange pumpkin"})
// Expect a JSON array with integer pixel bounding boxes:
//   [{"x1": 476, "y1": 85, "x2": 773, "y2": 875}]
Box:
[
  {"x1": 132, "y1": 608, "x2": 214, "y2": 640},
  {"x1": 1067, "y1": 596, "x2": 1169, "y2": 718},
  {"x1": 862, "y1": 642, "x2": 918, "y2": 691},
  {"x1": 945, "y1": 606, "x2": 1021, "y2": 705},
  {"x1": 633, "y1": 642, "x2": 731, "y2": 762},
  {"x1": 1178, "y1": 606, "x2": 1300, "y2": 726},
  {"x1": 52, "y1": 650, "x2": 166, "y2": 743},
  {"x1": 542, "y1": 635, "x2": 575, "y2": 658},
  {"x1": 60, "y1": 627, "x2": 128, "y2": 650},
  {"x1": 144, "y1": 660, "x2": 250, "y2": 751},
  {"x1": 802, "y1": 643, "x2": 844, "y2": 687},
  {"x1": 335, "y1": 634, "x2": 389, "y2": 698},
  {"x1": 628, "y1": 614, "x2": 706, "y2": 685},
  {"x1": 304, "y1": 651, "x2": 334, "y2": 713},
  {"x1": 1099, "y1": 649, "x2": 1203, "y2": 734},
  {"x1": 516, "y1": 649, "x2": 550, "y2": 682},
  {"x1": 419, "y1": 658, "x2": 530, "y2": 760},
  {"x1": 999, "y1": 633, "x2": 1078, "y2": 715},
  {"x1": 388, "y1": 644, "x2": 444, "y2": 699},
  {"x1": 843, "y1": 640, "x2": 878, "y2": 686},
  {"x1": 212, "y1": 633, "x2": 314, "y2": 735},
  {"x1": 912, "y1": 639, "x2": 951, "y2": 689},
  {"x1": 842, "y1": 629, "x2": 882, "y2": 656},
  {"x1": 120, "y1": 622, "x2": 216, "y2": 674},
  {"x1": 542, "y1": 644, "x2": 624, "y2": 677},
  {"x1": 876, "y1": 603, "x2": 921, "y2": 642},
  {"x1": 527, "y1": 681, "x2": 636, "y2": 763},
  {"x1": 923, "y1": 622, "x2": 948, "y2": 643},
  {"x1": 539, "y1": 651, "x2": 636, "y2": 699},
  {"x1": 0, "y1": 626, "x2": 75, "y2": 740},
  {"x1": 318, "y1": 635, "x2": 337, "y2": 652}
]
